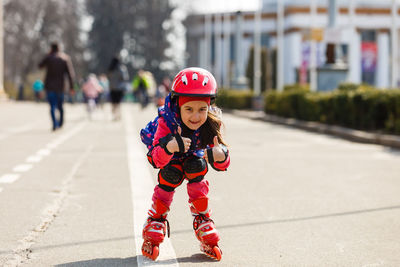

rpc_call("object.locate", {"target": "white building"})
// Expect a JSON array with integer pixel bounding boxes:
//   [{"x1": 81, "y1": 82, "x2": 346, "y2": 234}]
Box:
[{"x1": 185, "y1": 0, "x2": 400, "y2": 91}]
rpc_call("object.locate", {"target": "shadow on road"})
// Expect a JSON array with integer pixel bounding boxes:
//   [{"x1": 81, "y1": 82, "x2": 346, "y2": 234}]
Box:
[
  {"x1": 55, "y1": 254, "x2": 215, "y2": 266},
  {"x1": 2, "y1": 204, "x2": 398, "y2": 258},
  {"x1": 56, "y1": 257, "x2": 138, "y2": 267},
  {"x1": 172, "y1": 204, "x2": 400, "y2": 234}
]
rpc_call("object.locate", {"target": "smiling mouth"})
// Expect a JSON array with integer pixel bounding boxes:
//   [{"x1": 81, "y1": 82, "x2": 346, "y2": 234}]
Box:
[{"x1": 189, "y1": 121, "x2": 200, "y2": 124}]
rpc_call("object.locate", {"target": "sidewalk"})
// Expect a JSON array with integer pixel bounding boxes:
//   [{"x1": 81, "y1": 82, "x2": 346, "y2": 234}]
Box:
[{"x1": 229, "y1": 109, "x2": 400, "y2": 150}]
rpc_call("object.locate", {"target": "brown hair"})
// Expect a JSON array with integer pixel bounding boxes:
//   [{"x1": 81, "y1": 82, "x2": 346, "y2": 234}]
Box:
[{"x1": 199, "y1": 106, "x2": 228, "y2": 148}]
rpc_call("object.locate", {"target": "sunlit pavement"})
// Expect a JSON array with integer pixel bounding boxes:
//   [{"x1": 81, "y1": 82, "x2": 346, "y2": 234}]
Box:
[{"x1": 1, "y1": 101, "x2": 400, "y2": 266}]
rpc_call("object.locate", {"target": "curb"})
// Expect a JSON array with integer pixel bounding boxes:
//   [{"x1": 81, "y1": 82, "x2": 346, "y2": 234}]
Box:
[{"x1": 229, "y1": 109, "x2": 400, "y2": 150}]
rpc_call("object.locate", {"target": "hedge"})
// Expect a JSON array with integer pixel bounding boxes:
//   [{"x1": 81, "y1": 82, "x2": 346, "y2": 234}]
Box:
[
  {"x1": 215, "y1": 85, "x2": 400, "y2": 134},
  {"x1": 265, "y1": 86, "x2": 400, "y2": 134},
  {"x1": 216, "y1": 89, "x2": 253, "y2": 110}
]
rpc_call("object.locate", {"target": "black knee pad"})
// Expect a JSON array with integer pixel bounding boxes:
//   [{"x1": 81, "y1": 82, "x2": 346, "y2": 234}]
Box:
[
  {"x1": 159, "y1": 164, "x2": 184, "y2": 187},
  {"x1": 184, "y1": 157, "x2": 208, "y2": 181}
]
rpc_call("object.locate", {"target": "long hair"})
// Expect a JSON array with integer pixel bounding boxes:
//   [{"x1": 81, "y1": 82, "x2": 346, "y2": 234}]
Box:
[{"x1": 199, "y1": 106, "x2": 228, "y2": 148}]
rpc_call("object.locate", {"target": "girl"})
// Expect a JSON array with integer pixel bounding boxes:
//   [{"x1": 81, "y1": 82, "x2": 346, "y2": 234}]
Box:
[{"x1": 140, "y1": 67, "x2": 230, "y2": 261}]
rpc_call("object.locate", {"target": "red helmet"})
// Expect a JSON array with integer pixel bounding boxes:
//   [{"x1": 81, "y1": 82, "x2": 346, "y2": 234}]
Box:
[{"x1": 171, "y1": 67, "x2": 217, "y2": 100}]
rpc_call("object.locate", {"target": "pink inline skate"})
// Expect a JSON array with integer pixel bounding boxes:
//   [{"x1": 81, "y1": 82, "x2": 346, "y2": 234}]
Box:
[
  {"x1": 142, "y1": 199, "x2": 170, "y2": 261},
  {"x1": 191, "y1": 197, "x2": 222, "y2": 260}
]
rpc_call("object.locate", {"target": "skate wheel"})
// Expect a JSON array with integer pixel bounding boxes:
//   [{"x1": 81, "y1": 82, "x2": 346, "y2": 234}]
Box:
[
  {"x1": 201, "y1": 243, "x2": 222, "y2": 261},
  {"x1": 212, "y1": 246, "x2": 222, "y2": 261},
  {"x1": 142, "y1": 242, "x2": 159, "y2": 261}
]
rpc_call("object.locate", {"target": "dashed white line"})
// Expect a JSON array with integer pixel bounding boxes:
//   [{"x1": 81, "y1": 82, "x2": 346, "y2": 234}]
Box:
[
  {"x1": 13, "y1": 164, "x2": 33, "y2": 173},
  {"x1": 3, "y1": 145, "x2": 93, "y2": 266},
  {"x1": 0, "y1": 174, "x2": 20, "y2": 184},
  {"x1": 37, "y1": 149, "x2": 51, "y2": 156},
  {"x1": 124, "y1": 106, "x2": 179, "y2": 266},
  {"x1": 0, "y1": 121, "x2": 87, "y2": 191},
  {"x1": 26, "y1": 155, "x2": 42, "y2": 163}
]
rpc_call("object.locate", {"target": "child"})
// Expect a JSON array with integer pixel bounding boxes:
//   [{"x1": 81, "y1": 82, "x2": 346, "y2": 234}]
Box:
[
  {"x1": 81, "y1": 74, "x2": 103, "y2": 119},
  {"x1": 140, "y1": 67, "x2": 230, "y2": 261}
]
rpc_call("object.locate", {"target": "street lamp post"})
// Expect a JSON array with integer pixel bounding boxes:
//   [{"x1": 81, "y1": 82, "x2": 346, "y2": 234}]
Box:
[
  {"x1": 310, "y1": 0, "x2": 317, "y2": 91},
  {"x1": 0, "y1": 0, "x2": 7, "y2": 100},
  {"x1": 253, "y1": 0, "x2": 261, "y2": 96},
  {"x1": 277, "y1": 0, "x2": 284, "y2": 92},
  {"x1": 252, "y1": 0, "x2": 263, "y2": 110},
  {"x1": 391, "y1": 0, "x2": 398, "y2": 88},
  {"x1": 223, "y1": 10, "x2": 231, "y2": 89}
]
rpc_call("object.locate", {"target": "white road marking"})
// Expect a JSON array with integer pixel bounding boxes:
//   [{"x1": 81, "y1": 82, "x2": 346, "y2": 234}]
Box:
[
  {"x1": 0, "y1": 174, "x2": 20, "y2": 184},
  {"x1": 37, "y1": 149, "x2": 51, "y2": 156},
  {"x1": 3, "y1": 145, "x2": 93, "y2": 266},
  {"x1": 124, "y1": 106, "x2": 179, "y2": 266},
  {"x1": 0, "y1": 187, "x2": 3, "y2": 193},
  {"x1": 0, "y1": 122, "x2": 87, "y2": 190},
  {"x1": 13, "y1": 164, "x2": 33, "y2": 173},
  {"x1": 26, "y1": 155, "x2": 42, "y2": 163}
]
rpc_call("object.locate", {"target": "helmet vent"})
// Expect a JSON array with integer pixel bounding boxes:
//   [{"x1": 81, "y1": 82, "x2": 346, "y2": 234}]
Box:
[
  {"x1": 202, "y1": 77, "x2": 209, "y2": 86},
  {"x1": 182, "y1": 75, "x2": 188, "y2": 85},
  {"x1": 192, "y1": 73, "x2": 198, "y2": 80}
]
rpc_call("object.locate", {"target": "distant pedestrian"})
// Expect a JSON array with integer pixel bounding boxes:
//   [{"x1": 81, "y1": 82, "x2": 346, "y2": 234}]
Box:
[
  {"x1": 132, "y1": 70, "x2": 151, "y2": 109},
  {"x1": 81, "y1": 74, "x2": 103, "y2": 119},
  {"x1": 107, "y1": 56, "x2": 128, "y2": 121},
  {"x1": 39, "y1": 42, "x2": 75, "y2": 131},
  {"x1": 17, "y1": 83, "x2": 24, "y2": 101},
  {"x1": 97, "y1": 73, "x2": 109, "y2": 108},
  {"x1": 139, "y1": 67, "x2": 230, "y2": 261},
  {"x1": 32, "y1": 79, "x2": 44, "y2": 102}
]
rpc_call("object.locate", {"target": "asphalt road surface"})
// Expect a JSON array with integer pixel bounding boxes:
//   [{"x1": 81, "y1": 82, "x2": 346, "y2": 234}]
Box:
[{"x1": 1, "y1": 102, "x2": 399, "y2": 267}]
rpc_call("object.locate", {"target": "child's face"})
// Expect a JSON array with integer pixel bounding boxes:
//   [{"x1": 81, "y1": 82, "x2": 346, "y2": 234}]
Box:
[{"x1": 180, "y1": 100, "x2": 209, "y2": 130}]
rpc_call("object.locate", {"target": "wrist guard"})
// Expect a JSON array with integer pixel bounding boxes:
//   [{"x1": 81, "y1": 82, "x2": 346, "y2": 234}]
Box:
[
  {"x1": 207, "y1": 144, "x2": 229, "y2": 165},
  {"x1": 158, "y1": 134, "x2": 173, "y2": 155},
  {"x1": 174, "y1": 134, "x2": 185, "y2": 153}
]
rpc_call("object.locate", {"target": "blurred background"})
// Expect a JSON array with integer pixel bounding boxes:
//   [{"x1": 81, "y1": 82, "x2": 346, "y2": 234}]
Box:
[{"x1": 1, "y1": 0, "x2": 400, "y2": 134}]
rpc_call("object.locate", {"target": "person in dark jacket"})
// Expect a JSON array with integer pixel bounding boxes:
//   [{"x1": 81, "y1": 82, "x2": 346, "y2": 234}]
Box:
[
  {"x1": 107, "y1": 56, "x2": 128, "y2": 120},
  {"x1": 39, "y1": 42, "x2": 75, "y2": 131}
]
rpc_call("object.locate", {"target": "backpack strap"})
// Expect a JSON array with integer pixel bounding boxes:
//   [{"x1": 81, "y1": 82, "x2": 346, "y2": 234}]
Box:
[{"x1": 174, "y1": 134, "x2": 185, "y2": 153}]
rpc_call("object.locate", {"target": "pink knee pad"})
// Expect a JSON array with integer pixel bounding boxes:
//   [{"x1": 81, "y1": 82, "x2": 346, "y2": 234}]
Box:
[
  {"x1": 187, "y1": 179, "x2": 209, "y2": 203},
  {"x1": 152, "y1": 185, "x2": 175, "y2": 207}
]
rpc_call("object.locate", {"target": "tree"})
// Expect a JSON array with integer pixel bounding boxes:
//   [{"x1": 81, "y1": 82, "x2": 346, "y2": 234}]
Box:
[
  {"x1": 4, "y1": 0, "x2": 86, "y2": 98},
  {"x1": 86, "y1": 0, "x2": 175, "y2": 82}
]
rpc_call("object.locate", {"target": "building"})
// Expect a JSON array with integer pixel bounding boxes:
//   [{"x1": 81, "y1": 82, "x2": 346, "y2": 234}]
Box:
[{"x1": 185, "y1": 0, "x2": 400, "y2": 91}]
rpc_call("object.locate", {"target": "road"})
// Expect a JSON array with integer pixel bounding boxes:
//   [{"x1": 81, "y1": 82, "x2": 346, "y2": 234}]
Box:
[{"x1": 0, "y1": 101, "x2": 399, "y2": 267}]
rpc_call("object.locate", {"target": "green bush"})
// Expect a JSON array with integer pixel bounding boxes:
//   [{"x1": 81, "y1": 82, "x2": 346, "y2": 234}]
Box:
[
  {"x1": 337, "y1": 82, "x2": 358, "y2": 92},
  {"x1": 216, "y1": 89, "x2": 254, "y2": 110},
  {"x1": 264, "y1": 87, "x2": 400, "y2": 135},
  {"x1": 283, "y1": 83, "x2": 310, "y2": 92}
]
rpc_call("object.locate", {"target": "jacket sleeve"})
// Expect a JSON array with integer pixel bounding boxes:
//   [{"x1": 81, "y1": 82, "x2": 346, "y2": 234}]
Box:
[
  {"x1": 38, "y1": 55, "x2": 48, "y2": 69},
  {"x1": 148, "y1": 117, "x2": 174, "y2": 168}
]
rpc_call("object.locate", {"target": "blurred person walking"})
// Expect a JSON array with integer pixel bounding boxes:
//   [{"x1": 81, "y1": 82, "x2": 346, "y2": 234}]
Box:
[
  {"x1": 98, "y1": 73, "x2": 109, "y2": 108},
  {"x1": 39, "y1": 42, "x2": 75, "y2": 131},
  {"x1": 132, "y1": 70, "x2": 151, "y2": 109},
  {"x1": 32, "y1": 79, "x2": 44, "y2": 102},
  {"x1": 81, "y1": 74, "x2": 103, "y2": 120},
  {"x1": 107, "y1": 56, "x2": 129, "y2": 121}
]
